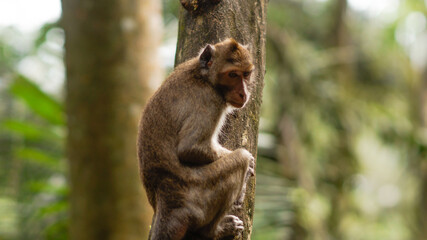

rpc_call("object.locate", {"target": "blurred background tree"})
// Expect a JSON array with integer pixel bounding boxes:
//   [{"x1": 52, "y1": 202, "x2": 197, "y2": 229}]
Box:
[
  {"x1": 61, "y1": 0, "x2": 162, "y2": 239},
  {"x1": 0, "y1": 0, "x2": 426, "y2": 240}
]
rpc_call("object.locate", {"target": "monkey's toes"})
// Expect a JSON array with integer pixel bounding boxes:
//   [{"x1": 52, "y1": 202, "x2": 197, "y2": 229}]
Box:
[
  {"x1": 248, "y1": 155, "x2": 255, "y2": 168},
  {"x1": 233, "y1": 198, "x2": 244, "y2": 209},
  {"x1": 247, "y1": 154, "x2": 255, "y2": 177},
  {"x1": 248, "y1": 166, "x2": 255, "y2": 177}
]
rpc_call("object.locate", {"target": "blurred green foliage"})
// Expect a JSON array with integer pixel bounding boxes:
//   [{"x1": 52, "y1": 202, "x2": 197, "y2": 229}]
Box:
[
  {"x1": 0, "y1": 25, "x2": 67, "y2": 240},
  {"x1": 10, "y1": 75, "x2": 64, "y2": 126},
  {"x1": 253, "y1": 0, "x2": 426, "y2": 239}
]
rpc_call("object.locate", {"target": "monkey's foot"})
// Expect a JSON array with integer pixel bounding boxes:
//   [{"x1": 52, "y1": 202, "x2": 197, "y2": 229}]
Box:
[
  {"x1": 217, "y1": 215, "x2": 244, "y2": 237},
  {"x1": 233, "y1": 193, "x2": 245, "y2": 209},
  {"x1": 233, "y1": 182, "x2": 248, "y2": 209},
  {"x1": 240, "y1": 149, "x2": 255, "y2": 177}
]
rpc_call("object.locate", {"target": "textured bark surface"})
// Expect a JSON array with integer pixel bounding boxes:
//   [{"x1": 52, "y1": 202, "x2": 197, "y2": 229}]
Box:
[
  {"x1": 61, "y1": 0, "x2": 161, "y2": 239},
  {"x1": 175, "y1": 1, "x2": 267, "y2": 239}
]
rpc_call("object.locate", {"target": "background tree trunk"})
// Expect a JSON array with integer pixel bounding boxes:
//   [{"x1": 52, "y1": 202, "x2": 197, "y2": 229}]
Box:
[
  {"x1": 417, "y1": 68, "x2": 427, "y2": 240},
  {"x1": 61, "y1": 0, "x2": 162, "y2": 239},
  {"x1": 326, "y1": 1, "x2": 356, "y2": 239},
  {"x1": 175, "y1": 0, "x2": 267, "y2": 239}
]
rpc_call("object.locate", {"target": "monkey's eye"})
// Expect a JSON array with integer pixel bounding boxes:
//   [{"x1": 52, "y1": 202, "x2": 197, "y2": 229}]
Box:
[
  {"x1": 228, "y1": 72, "x2": 239, "y2": 78},
  {"x1": 243, "y1": 72, "x2": 251, "y2": 77}
]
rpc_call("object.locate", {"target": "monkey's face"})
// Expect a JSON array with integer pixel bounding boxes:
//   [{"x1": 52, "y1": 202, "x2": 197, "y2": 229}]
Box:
[
  {"x1": 199, "y1": 38, "x2": 255, "y2": 108},
  {"x1": 215, "y1": 39, "x2": 254, "y2": 108},
  {"x1": 217, "y1": 65, "x2": 254, "y2": 108}
]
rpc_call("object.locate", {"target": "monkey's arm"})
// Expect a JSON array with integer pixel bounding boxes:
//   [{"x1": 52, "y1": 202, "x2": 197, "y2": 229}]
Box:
[
  {"x1": 187, "y1": 148, "x2": 253, "y2": 181},
  {"x1": 177, "y1": 133, "x2": 218, "y2": 166},
  {"x1": 177, "y1": 113, "x2": 221, "y2": 165}
]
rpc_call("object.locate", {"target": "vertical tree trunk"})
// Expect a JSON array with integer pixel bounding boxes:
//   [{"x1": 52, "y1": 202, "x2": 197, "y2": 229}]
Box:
[
  {"x1": 326, "y1": 1, "x2": 356, "y2": 239},
  {"x1": 417, "y1": 69, "x2": 427, "y2": 240},
  {"x1": 418, "y1": 168, "x2": 427, "y2": 240},
  {"x1": 175, "y1": 1, "x2": 267, "y2": 239},
  {"x1": 61, "y1": 0, "x2": 162, "y2": 239}
]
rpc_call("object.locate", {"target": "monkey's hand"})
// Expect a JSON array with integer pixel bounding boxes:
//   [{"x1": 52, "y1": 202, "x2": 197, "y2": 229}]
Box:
[
  {"x1": 248, "y1": 154, "x2": 255, "y2": 177},
  {"x1": 215, "y1": 215, "x2": 244, "y2": 238},
  {"x1": 240, "y1": 149, "x2": 255, "y2": 177},
  {"x1": 215, "y1": 145, "x2": 232, "y2": 159},
  {"x1": 232, "y1": 149, "x2": 254, "y2": 208}
]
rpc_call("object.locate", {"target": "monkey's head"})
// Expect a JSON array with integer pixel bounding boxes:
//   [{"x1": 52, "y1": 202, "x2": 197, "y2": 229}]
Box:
[{"x1": 199, "y1": 38, "x2": 254, "y2": 108}]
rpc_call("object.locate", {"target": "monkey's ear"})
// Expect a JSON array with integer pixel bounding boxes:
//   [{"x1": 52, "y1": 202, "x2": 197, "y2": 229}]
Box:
[
  {"x1": 199, "y1": 45, "x2": 214, "y2": 69},
  {"x1": 243, "y1": 43, "x2": 251, "y2": 52}
]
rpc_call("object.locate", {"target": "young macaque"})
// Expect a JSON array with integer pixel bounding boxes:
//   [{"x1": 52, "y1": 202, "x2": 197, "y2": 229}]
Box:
[{"x1": 138, "y1": 38, "x2": 255, "y2": 240}]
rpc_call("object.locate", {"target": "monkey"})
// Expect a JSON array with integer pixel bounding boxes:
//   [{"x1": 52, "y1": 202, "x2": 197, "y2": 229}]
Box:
[{"x1": 137, "y1": 38, "x2": 255, "y2": 240}]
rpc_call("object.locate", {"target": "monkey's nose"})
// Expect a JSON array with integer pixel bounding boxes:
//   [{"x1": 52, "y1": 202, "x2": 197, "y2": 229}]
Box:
[{"x1": 240, "y1": 93, "x2": 246, "y2": 102}]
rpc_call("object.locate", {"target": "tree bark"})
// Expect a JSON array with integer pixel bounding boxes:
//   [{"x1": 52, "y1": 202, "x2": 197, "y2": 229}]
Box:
[
  {"x1": 61, "y1": 0, "x2": 162, "y2": 239},
  {"x1": 175, "y1": 1, "x2": 267, "y2": 239}
]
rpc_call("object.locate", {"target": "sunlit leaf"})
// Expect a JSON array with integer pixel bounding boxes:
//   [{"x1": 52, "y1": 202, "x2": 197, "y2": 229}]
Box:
[
  {"x1": 37, "y1": 201, "x2": 68, "y2": 218},
  {"x1": 10, "y1": 75, "x2": 64, "y2": 125},
  {"x1": 1, "y1": 119, "x2": 62, "y2": 141},
  {"x1": 14, "y1": 147, "x2": 59, "y2": 169},
  {"x1": 44, "y1": 218, "x2": 68, "y2": 240},
  {"x1": 27, "y1": 180, "x2": 68, "y2": 195}
]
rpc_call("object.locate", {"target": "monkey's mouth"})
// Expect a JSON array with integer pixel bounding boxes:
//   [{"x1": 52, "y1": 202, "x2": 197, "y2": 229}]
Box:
[{"x1": 229, "y1": 101, "x2": 246, "y2": 108}]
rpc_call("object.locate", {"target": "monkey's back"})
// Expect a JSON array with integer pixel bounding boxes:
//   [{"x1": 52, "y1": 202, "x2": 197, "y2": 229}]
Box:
[{"x1": 137, "y1": 58, "x2": 224, "y2": 209}]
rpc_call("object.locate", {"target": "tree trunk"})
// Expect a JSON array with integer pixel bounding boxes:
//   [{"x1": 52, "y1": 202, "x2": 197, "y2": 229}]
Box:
[
  {"x1": 417, "y1": 69, "x2": 427, "y2": 240},
  {"x1": 175, "y1": 1, "x2": 267, "y2": 239},
  {"x1": 326, "y1": 1, "x2": 356, "y2": 239},
  {"x1": 61, "y1": 0, "x2": 162, "y2": 239}
]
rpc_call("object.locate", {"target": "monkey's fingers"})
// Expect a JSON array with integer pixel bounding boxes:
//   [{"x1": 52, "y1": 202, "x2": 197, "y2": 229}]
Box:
[
  {"x1": 224, "y1": 215, "x2": 244, "y2": 233},
  {"x1": 248, "y1": 153, "x2": 255, "y2": 177},
  {"x1": 248, "y1": 155, "x2": 255, "y2": 168},
  {"x1": 248, "y1": 166, "x2": 255, "y2": 177},
  {"x1": 216, "y1": 215, "x2": 244, "y2": 238}
]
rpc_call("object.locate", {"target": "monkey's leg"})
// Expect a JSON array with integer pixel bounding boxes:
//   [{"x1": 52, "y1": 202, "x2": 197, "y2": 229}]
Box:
[
  {"x1": 183, "y1": 148, "x2": 253, "y2": 183},
  {"x1": 233, "y1": 160, "x2": 255, "y2": 209},
  {"x1": 193, "y1": 150, "x2": 253, "y2": 239},
  {"x1": 197, "y1": 189, "x2": 245, "y2": 239},
  {"x1": 150, "y1": 207, "x2": 190, "y2": 240},
  {"x1": 149, "y1": 149, "x2": 249, "y2": 240}
]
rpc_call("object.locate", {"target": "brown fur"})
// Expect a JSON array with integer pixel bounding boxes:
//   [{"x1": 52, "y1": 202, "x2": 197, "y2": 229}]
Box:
[{"x1": 138, "y1": 38, "x2": 254, "y2": 240}]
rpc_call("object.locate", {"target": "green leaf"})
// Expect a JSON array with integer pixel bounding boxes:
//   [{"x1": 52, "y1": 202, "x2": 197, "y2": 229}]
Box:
[
  {"x1": 28, "y1": 180, "x2": 68, "y2": 195},
  {"x1": 1, "y1": 119, "x2": 62, "y2": 141},
  {"x1": 10, "y1": 75, "x2": 64, "y2": 125},
  {"x1": 37, "y1": 201, "x2": 68, "y2": 217},
  {"x1": 14, "y1": 147, "x2": 59, "y2": 169},
  {"x1": 44, "y1": 217, "x2": 68, "y2": 240}
]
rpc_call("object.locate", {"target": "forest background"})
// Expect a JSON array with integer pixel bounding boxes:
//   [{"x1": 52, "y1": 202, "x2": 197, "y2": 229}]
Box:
[{"x1": 0, "y1": 0, "x2": 427, "y2": 239}]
